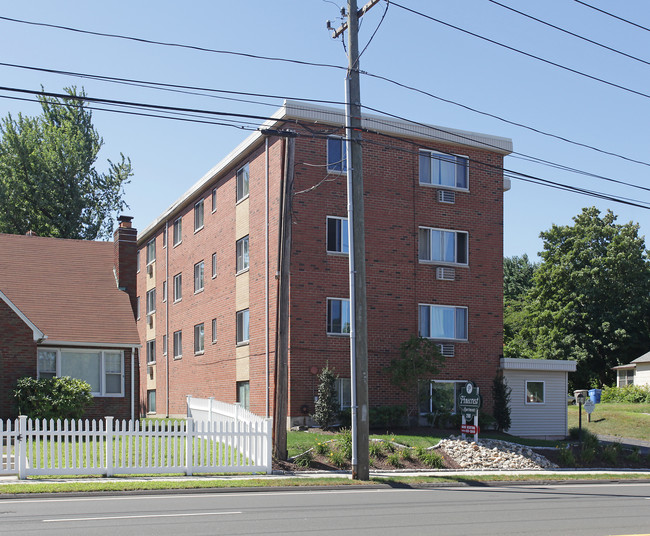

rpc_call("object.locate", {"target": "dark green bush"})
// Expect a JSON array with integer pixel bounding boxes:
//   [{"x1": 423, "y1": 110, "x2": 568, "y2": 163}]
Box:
[
  {"x1": 13, "y1": 376, "x2": 93, "y2": 420},
  {"x1": 492, "y1": 374, "x2": 512, "y2": 431},
  {"x1": 369, "y1": 405, "x2": 407, "y2": 429}
]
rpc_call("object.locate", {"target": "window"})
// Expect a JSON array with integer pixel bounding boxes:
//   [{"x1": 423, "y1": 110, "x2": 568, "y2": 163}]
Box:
[
  {"x1": 136, "y1": 251, "x2": 140, "y2": 273},
  {"x1": 162, "y1": 334, "x2": 168, "y2": 356},
  {"x1": 136, "y1": 296, "x2": 141, "y2": 319},
  {"x1": 237, "y1": 381, "x2": 250, "y2": 410},
  {"x1": 212, "y1": 187, "x2": 217, "y2": 212},
  {"x1": 147, "y1": 390, "x2": 156, "y2": 414},
  {"x1": 236, "y1": 163, "x2": 249, "y2": 202},
  {"x1": 146, "y1": 339, "x2": 156, "y2": 364},
  {"x1": 419, "y1": 381, "x2": 465, "y2": 415},
  {"x1": 419, "y1": 304, "x2": 468, "y2": 340},
  {"x1": 419, "y1": 227, "x2": 468, "y2": 265},
  {"x1": 146, "y1": 239, "x2": 156, "y2": 264},
  {"x1": 173, "y1": 217, "x2": 182, "y2": 246},
  {"x1": 194, "y1": 323, "x2": 204, "y2": 354},
  {"x1": 37, "y1": 349, "x2": 124, "y2": 396},
  {"x1": 173, "y1": 330, "x2": 183, "y2": 358},
  {"x1": 419, "y1": 150, "x2": 468, "y2": 190},
  {"x1": 212, "y1": 318, "x2": 217, "y2": 343},
  {"x1": 327, "y1": 216, "x2": 349, "y2": 254},
  {"x1": 236, "y1": 236, "x2": 249, "y2": 273},
  {"x1": 146, "y1": 289, "x2": 156, "y2": 315},
  {"x1": 327, "y1": 298, "x2": 351, "y2": 335},
  {"x1": 194, "y1": 261, "x2": 204, "y2": 292},
  {"x1": 236, "y1": 309, "x2": 250, "y2": 344},
  {"x1": 162, "y1": 280, "x2": 167, "y2": 302},
  {"x1": 173, "y1": 273, "x2": 182, "y2": 302},
  {"x1": 526, "y1": 381, "x2": 545, "y2": 404},
  {"x1": 335, "y1": 378, "x2": 351, "y2": 409},
  {"x1": 618, "y1": 369, "x2": 635, "y2": 387},
  {"x1": 212, "y1": 253, "x2": 217, "y2": 278},
  {"x1": 194, "y1": 199, "x2": 204, "y2": 232},
  {"x1": 162, "y1": 226, "x2": 167, "y2": 248},
  {"x1": 327, "y1": 136, "x2": 347, "y2": 172}
]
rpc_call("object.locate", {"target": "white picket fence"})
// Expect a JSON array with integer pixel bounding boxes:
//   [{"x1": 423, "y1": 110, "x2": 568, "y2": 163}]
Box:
[{"x1": 0, "y1": 414, "x2": 272, "y2": 479}]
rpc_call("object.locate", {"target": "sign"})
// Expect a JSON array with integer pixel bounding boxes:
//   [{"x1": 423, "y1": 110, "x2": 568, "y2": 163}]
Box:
[
  {"x1": 584, "y1": 399, "x2": 595, "y2": 414},
  {"x1": 457, "y1": 381, "x2": 482, "y2": 421},
  {"x1": 461, "y1": 424, "x2": 479, "y2": 434}
]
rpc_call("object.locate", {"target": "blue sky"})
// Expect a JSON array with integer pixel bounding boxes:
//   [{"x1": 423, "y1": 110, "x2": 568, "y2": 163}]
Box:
[{"x1": 1, "y1": 0, "x2": 649, "y2": 259}]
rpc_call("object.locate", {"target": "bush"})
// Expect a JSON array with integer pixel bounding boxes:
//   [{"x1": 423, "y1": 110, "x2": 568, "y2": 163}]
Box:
[
  {"x1": 600, "y1": 385, "x2": 650, "y2": 403},
  {"x1": 492, "y1": 374, "x2": 512, "y2": 431},
  {"x1": 417, "y1": 449, "x2": 444, "y2": 468},
  {"x1": 314, "y1": 441, "x2": 329, "y2": 456},
  {"x1": 312, "y1": 366, "x2": 339, "y2": 430},
  {"x1": 386, "y1": 452, "x2": 403, "y2": 468},
  {"x1": 293, "y1": 451, "x2": 313, "y2": 468},
  {"x1": 13, "y1": 376, "x2": 93, "y2": 420},
  {"x1": 368, "y1": 441, "x2": 384, "y2": 458},
  {"x1": 336, "y1": 429, "x2": 353, "y2": 460},
  {"x1": 559, "y1": 447, "x2": 576, "y2": 466},
  {"x1": 369, "y1": 405, "x2": 407, "y2": 429}
]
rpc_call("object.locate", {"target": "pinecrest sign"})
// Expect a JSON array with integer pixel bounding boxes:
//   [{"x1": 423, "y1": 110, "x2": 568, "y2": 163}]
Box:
[{"x1": 457, "y1": 381, "x2": 482, "y2": 421}]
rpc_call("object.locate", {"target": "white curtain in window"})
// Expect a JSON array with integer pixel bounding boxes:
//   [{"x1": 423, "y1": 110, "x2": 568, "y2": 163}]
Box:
[
  {"x1": 61, "y1": 351, "x2": 101, "y2": 392},
  {"x1": 431, "y1": 307, "x2": 454, "y2": 339}
]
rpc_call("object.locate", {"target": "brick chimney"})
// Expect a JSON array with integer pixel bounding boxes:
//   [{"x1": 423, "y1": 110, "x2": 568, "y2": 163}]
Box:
[{"x1": 113, "y1": 215, "x2": 138, "y2": 318}]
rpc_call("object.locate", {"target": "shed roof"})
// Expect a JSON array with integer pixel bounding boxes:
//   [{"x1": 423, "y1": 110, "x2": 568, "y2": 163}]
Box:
[
  {"x1": 0, "y1": 233, "x2": 139, "y2": 347},
  {"x1": 500, "y1": 357, "x2": 577, "y2": 372}
]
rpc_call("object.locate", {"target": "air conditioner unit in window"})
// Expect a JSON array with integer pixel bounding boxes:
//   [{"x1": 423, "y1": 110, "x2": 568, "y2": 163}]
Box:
[
  {"x1": 438, "y1": 190, "x2": 455, "y2": 204},
  {"x1": 146, "y1": 264, "x2": 154, "y2": 276},
  {"x1": 436, "y1": 267, "x2": 456, "y2": 281},
  {"x1": 147, "y1": 314, "x2": 154, "y2": 328},
  {"x1": 436, "y1": 344, "x2": 455, "y2": 357}
]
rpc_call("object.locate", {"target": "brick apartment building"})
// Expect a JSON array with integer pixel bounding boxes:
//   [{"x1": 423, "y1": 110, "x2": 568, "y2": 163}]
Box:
[{"x1": 136, "y1": 101, "x2": 512, "y2": 425}]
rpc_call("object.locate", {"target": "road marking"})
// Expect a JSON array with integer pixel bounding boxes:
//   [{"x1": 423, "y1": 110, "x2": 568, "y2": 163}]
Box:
[{"x1": 43, "y1": 511, "x2": 241, "y2": 523}]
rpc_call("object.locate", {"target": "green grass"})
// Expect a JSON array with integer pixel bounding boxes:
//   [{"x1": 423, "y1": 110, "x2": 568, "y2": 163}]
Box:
[{"x1": 568, "y1": 403, "x2": 650, "y2": 441}]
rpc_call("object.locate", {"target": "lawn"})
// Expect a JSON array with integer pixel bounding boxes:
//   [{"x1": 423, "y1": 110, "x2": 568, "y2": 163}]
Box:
[{"x1": 568, "y1": 403, "x2": 650, "y2": 441}]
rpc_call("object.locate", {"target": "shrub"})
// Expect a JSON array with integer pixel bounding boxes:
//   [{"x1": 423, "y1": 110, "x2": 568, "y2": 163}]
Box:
[
  {"x1": 314, "y1": 442, "x2": 329, "y2": 456},
  {"x1": 368, "y1": 441, "x2": 384, "y2": 458},
  {"x1": 559, "y1": 447, "x2": 576, "y2": 467},
  {"x1": 336, "y1": 429, "x2": 353, "y2": 460},
  {"x1": 601, "y1": 385, "x2": 650, "y2": 403},
  {"x1": 400, "y1": 448, "x2": 413, "y2": 462},
  {"x1": 13, "y1": 376, "x2": 93, "y2": 420},
  {"x1": 580, "y1": 446, "x2": 596, "y2": 464},
  {"x1": 293, "y1": 451, "x2": 313, "y2": 468},
  {"x1": 382, "y1": 439, "x2": 396, "y2": 453},
  {"x1": 601, "y1": 444, "x2": 621, "y2": 466},
  {"x1": 417, "y1": 450, "x2": 444, "y2": 469},
  {"x1": 492, "y1": 374, "x2": 512, "y2": 431},
  {"x1": 312, "y1": 366, "x2": 339, "y2": 430},
  {"x1": 329, "y1": 449, "x2": 347, "y2": 468},
  {"x1": 386, "y1": 452, "x2": 403, "y2": 468},
  {"x1": 626, "y1": 447, "x2": 641, "y2": 464},
  {"x1": 369, "y1": 405, "x2": 407, "y2": 429}
]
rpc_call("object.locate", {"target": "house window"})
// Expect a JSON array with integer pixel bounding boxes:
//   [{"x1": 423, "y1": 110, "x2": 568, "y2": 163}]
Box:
[
  {"x1": 146, "y1": 289, "x2": 156, "y2": 315},
  {"x1": 194, "y1": 199, "x2": 204, "y2": 232},
  {"x1": 212, "y1": 318, "x2": 217, "y2": 343},
  {"x1": 419, "y1": 150, "x2": 468, "y2": 190},
  {"x1": 37, "y1": 349, "x2": 124, "y2": 396},
  {"x1": 327, "y1": 216, "x2": 349, "y2": 254},
  {"x1": 162, "y1": 280, "x2": 167, "y2": 302},
  {"x1": 173, "y1": 330, "x2": 183, "y2": 358},
  {"x1": 173, "y1": 273, "x2": 182, "y2": 302},
  {"x1": 212, "y1": 187, "x2": 217, "y2": 212},
  {"x1": 136, "y1": 251, "x2": 140, "y2": 273},
  {"x1": 419, "y1": 304, "x2": 468, "y2": 340},
  {"x1": 162, "y1": 334, "x2": 167, "y2": 356},
  {"x1": 419, "y1": 381, "x2": 465, "y2": 415},
  {"x1": 237, "y1": 381, "x2": 250, "y2": 410},
  {"x1": 146, "y1": 339, "x2": 156, "y2": 364},
  {"x1": 194, "y1": 261, "x2": 204, "y2": 293},
  {"x1": 136, "y1": 296, "x2": 141, "y2": 319},
  {"x1": 146, "y1": 239, "x2": 156, "y2": 264},
  {"x1": 236, "y1": 236, "x2": 249, "y2": 273},
  {"x1": 236, "y1": 163, "x2": 249, "y2": 202},
  {"x1": 335, "y1": 378, "x2": 351, "y2": 409},
  {"x1": 526, "y1": 381, "x2": 545, "y2": 404},
  {"x1": 162, "y1": 226, "x2": 167, "y2": 248},
  {"x1": 419, "y1": 227, "x2": 468, "y2": 265},
  {"x1": 147, "y1": 389, "x2": 156, "y2": 413},
  {"x1": 327, "y1": 136, "x2": 347, "y2": 173},
  {"x1": 617, "y1": 369, "x2": 635, "y2": 387},
  {"x1": 194, "y1": 323, "x2": 204, "y2": 354},
  {"x1": 327, "y1": 298, "x2": 351, "y2": 335},
  {"x1": 173, "y1": 217, "x2": 182, "y2": 246},
  {"x1": 212, "y1": 253, "x2": 217, "y2": 278},
  {"x1": 236, "y1": 309, "x2": 250, "y2": 345}
]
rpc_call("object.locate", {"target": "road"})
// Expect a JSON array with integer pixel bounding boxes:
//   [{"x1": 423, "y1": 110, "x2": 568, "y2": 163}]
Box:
[{"x1": 1, "y1": 482, "x2": 649, "y2": 535}]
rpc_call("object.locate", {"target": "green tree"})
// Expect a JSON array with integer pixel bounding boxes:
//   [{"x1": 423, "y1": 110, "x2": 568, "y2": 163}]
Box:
[
  {"x1": 313, "y1": 365, "x2": 339, "y2": 430},
  {"x1": 13, "y1": 376, "x2": 93, "y2": 420},
  {"x1": 524, "y1": 207, "x2": 650, "y2": 388},
  {"x1": 0, "y1": 87, "x2": 132, "y2": 240},
  {"x1": 503, "y1": 254, "x2": 538, "y2": 359}
]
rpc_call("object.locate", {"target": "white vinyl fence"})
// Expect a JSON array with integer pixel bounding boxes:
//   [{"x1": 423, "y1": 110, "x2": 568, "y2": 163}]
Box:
[{"x1": 0, "y1": 413, "x2": 272, "y2": 479}]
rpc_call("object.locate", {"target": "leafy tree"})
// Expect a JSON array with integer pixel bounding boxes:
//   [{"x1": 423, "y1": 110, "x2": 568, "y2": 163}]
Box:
[
  {"x1": 492, "y1": 373, "x2": 512, "y2": 431},
  {"x1": 313, "y1": 365, "x2": 339, "y2": 430},
  {"x1": 524, "y1": 207, "x2": 650, "y2": 388},
  {"x1": 503, "y1": 254, "x2": 538, "y2": 358},
  {"x1": 504, "y1": 254, "x2": 537, "y2": 303},
  {"x1": 0, "y1": 87, "x2": 132, "y2": 240},
  {"x1": 13, "y1": 376, "x2": 93, "y2": 420}
]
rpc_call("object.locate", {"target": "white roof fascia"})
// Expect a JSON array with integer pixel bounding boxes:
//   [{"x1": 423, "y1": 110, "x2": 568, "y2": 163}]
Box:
[
  {"x1": 40, "y1": 340, "x2": 142, "y2": 349},
  {"x1": 500, "y1": 357, "x2": 577, "y2": 372},
  {"x1": 0, "y1": 289, "x2": 45, "y2": 342}
]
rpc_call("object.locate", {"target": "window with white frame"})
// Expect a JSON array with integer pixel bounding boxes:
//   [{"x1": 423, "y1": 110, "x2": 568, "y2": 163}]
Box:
[
  {"x1": 335, "y1": 378, "x2": 351, "y2": 409},
  {"x1": 212, "y1": 318, "x2": 217, "y2": 343},
  {"x1": 173, "y1": 330, "x2": 182, "y2": 358},
  {"x1": 212, "y1": 187, "x2": 217, "y2": 212},
  {"x1": 236, "y1": 309, "x2": 250, "y2": 344},
  {"x1": 194, "y1": 199, "x2": 204, "y2": 232},
  {"x1": 327, "y1": 298, "x2": 351, "y2": 335},
  {"x1": 419, "y1": 380, "x2": 465, "y2": 414},
  {"x1": 526, "y1": 381, "x2": 545, "y2": 404},
  {"x1": 327, "y1": 136, "x2": 347, "y2": 173},
  {"x1": 236, "y1": 163, "x2": 249, "y2": 202},
  {"x1": 237, "y1": 381, "x2": 250, "y2": 410},
  {"x1": 617, "y1": 369, "x2": 635, "y2": 387},
  {"x1": 212, "y1": 253, "x2": 217, "y2": 278},
  {"x1": 173, "y1": 273, "x2": 182, "y2": 302},
  {"x1": 194, "y1": 323, "x2": 204, "y2": 354},
  {"x1": 419, "y1": 304, "x2": 467, "y2": 340},
  {"x1": 194, "y1": 261, "x2": 204, "y2": 292},
  {"x1": 162, "y1": 226, "x2": 167, "y2": 248},
  {"x1": 147, "y1": 389, "x2": 156, "y2": 413},
  {"x1": 236, "y1": 236, "x2": 249, "y2": 273},
  {"x1": 162, "y1": 334, "x2": 167, "y2": 356},
  {"x1": 146, "y1": 288, "x2": 156, "y2": 315},
  {"x1": 327, "y1": 216, "x2": 349, "y2": 254},
  {"x1": 419, "y1": 227, "x2": 468, "y2": 265},
  {"x1": 37, "y1": 348, "x2": 124, "y2": 396},
  {"x1": 173, "y1": 217, "x2": 182, "y2": 246},
  {"x1": 419, "y1": 150, "x2": 468, "y2": 190},
  {"x1": 146, "y1": 239, "x2": 156, "y2": 264},
  {"x1": 146, "y1": 339, "x2": 155, "y2": 364},
  {"x1": 162, "y1": 280, "x2": 167, "y2": 302}
]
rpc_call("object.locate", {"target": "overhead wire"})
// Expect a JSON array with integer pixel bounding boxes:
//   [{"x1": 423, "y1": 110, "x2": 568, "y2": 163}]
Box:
[{"x1": 574, "y1": 0, "x2": 650, "y2": 33}]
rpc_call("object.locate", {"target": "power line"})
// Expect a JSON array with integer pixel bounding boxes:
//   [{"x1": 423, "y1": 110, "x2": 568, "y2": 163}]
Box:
[
  {"x1": 489, "y1": 0, "x2": 650, "y2": 67},
  {"x1": 574, "y1": 1, "x2": 650, "y2": 33},
  {"x1": 389, "y1": 1, "x2": 650, "y2": 101}
]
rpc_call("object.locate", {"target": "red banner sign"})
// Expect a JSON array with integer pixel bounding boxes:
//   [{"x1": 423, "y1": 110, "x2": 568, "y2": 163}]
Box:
[{"x1": 461, "y1": 424, "x2": 479, "y2": 434}]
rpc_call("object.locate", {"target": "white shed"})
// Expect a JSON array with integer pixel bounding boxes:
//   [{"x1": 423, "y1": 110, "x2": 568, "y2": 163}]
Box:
[{"x1": 500, "y1": 358, "x2": 577, "y2": 440}]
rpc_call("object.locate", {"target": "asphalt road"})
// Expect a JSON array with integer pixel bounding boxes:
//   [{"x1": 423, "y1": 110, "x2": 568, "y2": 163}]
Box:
[{"x1": 1, "y1": 483, "x2": 649, "y2": 535}]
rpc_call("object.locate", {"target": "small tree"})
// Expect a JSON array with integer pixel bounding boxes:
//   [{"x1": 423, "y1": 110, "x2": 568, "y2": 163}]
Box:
[
  {"x1": 385, "y1": 336, "x2": 445, "y2": 424},
  {"x1": 13, "y1": 376, "x2": 93, "y2": 420},
  {"x1": 492, "y1": 373, "x2": 512, "y2": 432},
  {"x1": 313, "y1": 366, "x2": 339, "y2": 430}
]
